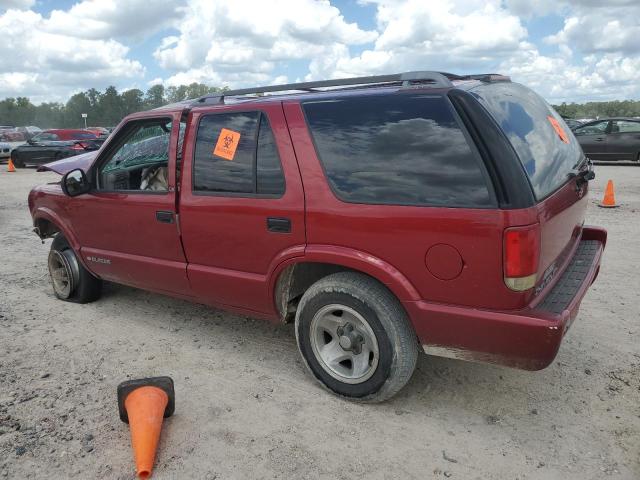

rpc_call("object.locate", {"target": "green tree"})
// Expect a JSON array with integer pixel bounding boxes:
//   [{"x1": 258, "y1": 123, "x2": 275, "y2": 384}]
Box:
[
  {"x1": 98, "y1": 86, "x2": 123, "y2": 126},
  {"x1": 144, "y1": 84, "x2": 166, "y2": 110},
  {"x1": 121, "y1": 88, "x2": 144, "y2": 116}
]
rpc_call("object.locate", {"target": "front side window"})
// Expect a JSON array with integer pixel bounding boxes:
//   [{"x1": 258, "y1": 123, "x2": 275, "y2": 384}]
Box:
[
  {"x1": 99, "y1": 118, "x2": 172, "y2": 192},
  {"x1": 302, "y1": 93, "x2": 493, "y2": 207},
  {"x1": 575, "y1": 121, "x2": 609, "y2": 135},
  {"x1": 193, "y1": 111, "x2": 285, "y2": 195}
]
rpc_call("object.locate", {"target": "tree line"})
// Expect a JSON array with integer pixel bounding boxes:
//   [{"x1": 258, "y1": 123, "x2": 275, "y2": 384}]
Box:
[
  {"x1": 1, "y1": 83, "x2": 639, "y2": 129},
  {"x1": 552, "y1": 100, "x2": 640, "y2": 119},
  {"x1": 0, "y1": 83, "x2": 227, "y2": 129}
]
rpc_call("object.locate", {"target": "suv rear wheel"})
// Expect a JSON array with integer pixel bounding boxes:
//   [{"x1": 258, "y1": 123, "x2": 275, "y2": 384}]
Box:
[
  {"x1": 295, "y1": 272, "x2": 418, "y2": 402},
  {"x1": 48, "y1": 234, "x2": 102, "y2": 303}
]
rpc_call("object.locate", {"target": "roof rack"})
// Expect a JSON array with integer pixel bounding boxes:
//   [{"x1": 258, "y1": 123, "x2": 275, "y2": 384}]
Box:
[
  {"x1": 447, "y1": 73, "x2": 511, "y2": 83},
  {"x1": 192, "y1": 71, "x2": 454, "y2": 105}
]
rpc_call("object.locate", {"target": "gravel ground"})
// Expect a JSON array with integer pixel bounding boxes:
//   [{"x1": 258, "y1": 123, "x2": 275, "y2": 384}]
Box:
[{"x1": 0, "y1": 165, "x2": 638, "y2": 480}]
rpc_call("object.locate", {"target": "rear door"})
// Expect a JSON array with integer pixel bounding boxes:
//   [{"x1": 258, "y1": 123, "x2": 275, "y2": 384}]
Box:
[
  {"x1": 573, "y1": 120, "x2": 610, "y2": 160},
  {"x1": 179, "y1": 103, "x2": 305, "y2": 314},
  {"x1": 606, "y1": 119, "x2": 640, "y2": 161}
]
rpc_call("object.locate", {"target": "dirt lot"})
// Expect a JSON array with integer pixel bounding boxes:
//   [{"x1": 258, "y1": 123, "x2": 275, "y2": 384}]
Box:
[{"x1": 0, "y1": 166, "x2": 638, "y2": 480}]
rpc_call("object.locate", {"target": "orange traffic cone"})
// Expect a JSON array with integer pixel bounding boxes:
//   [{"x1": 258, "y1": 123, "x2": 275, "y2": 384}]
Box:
[
  {"x1": 599, "y1": 179, "x2": 618, "y2": 208},
  {"x1": 7, "y1": 158, "x2": 16, "y2": 172},
  {"x1": 118, "y1": 377, "x2": 175, "y2": 478}
]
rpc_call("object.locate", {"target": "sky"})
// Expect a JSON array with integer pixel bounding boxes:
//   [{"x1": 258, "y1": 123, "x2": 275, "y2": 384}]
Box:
[{"x1": 0, "y1": 0, "x2": 638, "y2": 105}]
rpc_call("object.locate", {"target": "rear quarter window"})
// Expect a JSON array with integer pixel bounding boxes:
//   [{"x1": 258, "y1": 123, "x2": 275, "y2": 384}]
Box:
[
  {"x1": 470, "y1": 82, "x2": 583, "y2": 200},
  {"x1": 302, "y1": 93, "x2": 494, "y2": 208}
]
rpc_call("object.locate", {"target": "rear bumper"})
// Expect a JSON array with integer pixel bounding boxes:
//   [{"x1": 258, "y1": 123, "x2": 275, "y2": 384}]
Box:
[{"x1": 405, "y1": 226, "x2": 606, "y2": 370}]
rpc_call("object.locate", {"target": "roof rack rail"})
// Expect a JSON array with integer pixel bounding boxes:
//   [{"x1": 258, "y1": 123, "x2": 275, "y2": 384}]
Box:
[
  {"x1": 192, "y1": 71, "x2": 454, "y2": 105},
  {"x1": 447, "y1": 73, "x2": 511, "y2": 83}
]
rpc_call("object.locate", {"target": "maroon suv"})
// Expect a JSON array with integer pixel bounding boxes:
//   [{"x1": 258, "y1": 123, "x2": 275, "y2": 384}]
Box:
[{"x1": 29, "y1": 72, "x2": 606, "y2": 401}]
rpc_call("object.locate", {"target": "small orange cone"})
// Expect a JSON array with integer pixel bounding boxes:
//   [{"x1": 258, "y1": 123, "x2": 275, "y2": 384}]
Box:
[
  {"x1": 118, "y1": 377, "x2": 175, "y2": 478},
  {"x1": 599, "y1": 179, "x2": 619, "y2": 208},
  {"x1": 7, "y1": 158, "x2": 16, "y2": 172}
]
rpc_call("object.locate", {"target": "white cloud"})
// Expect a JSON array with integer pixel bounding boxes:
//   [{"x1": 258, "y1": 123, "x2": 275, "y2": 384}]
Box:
[
  {"x1": 0, "y1": 0, "x2": 34, "y2": 9},
  {"x1": 154, "y1": 0, "x2": 377, "y2": 87},
  {"x1": 305, "y1": 0, "x2": 527, "y2": 79},
  {"x1": 0, "y1": 9, "x2": 144, "y2": 102},
  {"x1": 0, "y1": 0, "x2": 639, "y2": 104},
  {"x1": 545, "y1": 2, "x2": 640, "y2": 54},
  {"x1": 44, "y1": 0, "x2": 185, "y2": 40}
]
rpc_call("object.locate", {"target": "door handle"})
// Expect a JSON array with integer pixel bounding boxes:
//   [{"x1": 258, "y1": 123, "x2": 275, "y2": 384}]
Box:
[
  {"x1": 155, "y1": 210, "x2": 174, "y2": 224},
  {"x1": 594, "y1": 137, "x2": 604, "y2": 142},
  {"x1": 267, "y1": 217, "x2": 291, "y2": 233}
]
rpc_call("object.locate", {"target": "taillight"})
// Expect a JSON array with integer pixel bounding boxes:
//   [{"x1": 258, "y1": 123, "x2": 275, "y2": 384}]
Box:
[
  {"x1": 503, "y1": 224, "x2": 540, "y2": 291},
  {"x1": 71, "y1": 142, "x2": 87, "y2": 151}
]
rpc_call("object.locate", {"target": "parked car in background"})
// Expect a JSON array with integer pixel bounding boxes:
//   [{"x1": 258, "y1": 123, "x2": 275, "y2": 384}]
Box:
[
  {"x1": 574, "y1": 117, "x2": 640, "y2": 162},
  {"x1": 563, "y1": 118, "x2": 583, "y2": 130},
  {"x1": 29, "y1": 71, "x2": 605, "y2": 402},
  {"x1": 17, "y1": 126, "x2": 42, "y2": 139},
  {"x1": 0, "y1": 141, "x2": 11, "y2": 160},
  {"x1": 85, "y1": 127, "x2": 110, "y2": 137},
  {"x1": 11, "y1": 129, "x2": 105, "y2": 167},
  {"x1": 0, "y1": 129, "x2": 26, "y2": 142},
  {"x1": 0, "y1": 125, "x2": 15, "y2": 131}
]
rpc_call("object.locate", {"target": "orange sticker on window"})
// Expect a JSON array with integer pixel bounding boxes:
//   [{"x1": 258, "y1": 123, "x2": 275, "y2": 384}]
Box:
[
  {"x1": 213, "y1": 128, "x2": 241, "y2": 160},
  {"x1": 547, "y1": 116, "x2": 570, "y2": 144}
]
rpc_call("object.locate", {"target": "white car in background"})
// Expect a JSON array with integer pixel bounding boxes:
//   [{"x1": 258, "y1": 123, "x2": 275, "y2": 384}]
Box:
[{"x1": 0, "y1": 141, "x2": 12, "y2": 161}]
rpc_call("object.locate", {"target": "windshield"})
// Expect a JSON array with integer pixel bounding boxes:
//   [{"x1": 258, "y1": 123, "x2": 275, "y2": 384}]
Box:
[{"x1": 470, "y1": 82, "x2": 583, "y2": 200}]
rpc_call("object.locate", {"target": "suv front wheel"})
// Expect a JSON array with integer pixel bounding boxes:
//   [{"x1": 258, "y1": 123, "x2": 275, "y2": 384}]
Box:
[
  {"x1": 295, "y1": 272, "x2": 418, "y2": 402},
  {"x1": 48, "y1": 234, "x2": 102, "y2": 303}
]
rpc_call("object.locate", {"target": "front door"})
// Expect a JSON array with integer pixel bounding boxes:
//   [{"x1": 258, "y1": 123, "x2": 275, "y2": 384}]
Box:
[
  {"x1": 179, "y1": 103, "x2": 305, "y2": 314},
  {"x1": 68, "y1": 113, "x2": 192, "y2": 296}
]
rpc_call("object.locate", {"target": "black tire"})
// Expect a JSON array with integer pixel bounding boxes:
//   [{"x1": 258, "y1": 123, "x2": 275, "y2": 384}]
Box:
[
  {"x1": 295, "y1": 272, "x2": 418, "y2": 402},
  {"x1": 11, "y1": 153, "x2": 24, "y2": 168},
  {"x1": 48, "y1": 234, "x2": 102, "y2": 303}
]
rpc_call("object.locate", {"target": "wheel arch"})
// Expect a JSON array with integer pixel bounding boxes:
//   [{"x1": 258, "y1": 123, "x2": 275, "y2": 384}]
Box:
[{"x1": 269, "y1": 245, "x2": 420, "y2": 322}]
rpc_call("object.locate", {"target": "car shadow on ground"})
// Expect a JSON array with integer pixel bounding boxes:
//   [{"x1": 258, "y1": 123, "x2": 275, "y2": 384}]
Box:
[{"x1": 98, "y1": 280, "x2": 580, "y2": 417}]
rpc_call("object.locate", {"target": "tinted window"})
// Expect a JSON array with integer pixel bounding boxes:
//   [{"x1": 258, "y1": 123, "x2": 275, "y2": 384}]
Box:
[
  {"x1": 613, "y1": 120, "x2": 640, "y2": 133},
  {"x1": 303, "y1": 94, "x2": 492, "y2": 207},
  {"x1": 257, "y1": 115, "x2": 285, "y2": 195},
  {"x1": 193, "y1": 112, "x2": 285, "y2": 195},
  {"x1": 471, "y1": 82, "x2": 583, "y2": 200},
  {"x1": 575, "y1": 121, "x2": 608, "y2": 135}
]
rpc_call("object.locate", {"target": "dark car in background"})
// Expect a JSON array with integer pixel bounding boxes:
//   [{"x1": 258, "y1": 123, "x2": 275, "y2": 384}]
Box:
[
  {"x1": 11, "y1": 129, "x2": 105, "y2": 167},
  {"x1": 574, "y1": 118, "x2": 640, "y2": 162},
  {"x1": 562, "y1": 118, "x2": 583, "y2": 130}
]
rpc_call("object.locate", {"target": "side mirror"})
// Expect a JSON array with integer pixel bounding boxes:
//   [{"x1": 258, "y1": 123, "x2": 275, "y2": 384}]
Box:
[
  {"x1": 61, "y1": 168, "x2": 91, "y2": 197},
  {"x1": 27, "y1": 138, "x2": 36, "y2": 144}
]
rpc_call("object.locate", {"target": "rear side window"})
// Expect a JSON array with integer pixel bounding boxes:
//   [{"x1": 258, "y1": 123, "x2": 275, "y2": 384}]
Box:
[
  {"x1": 302, "y1": 94, "x2": 493, "y2": 207},
  {"x1": 471, "y1": 82, "x2": 583, "y2": 200},
  {"x1": 193, "y1": 112, "x2": 285, "y2": 195}
]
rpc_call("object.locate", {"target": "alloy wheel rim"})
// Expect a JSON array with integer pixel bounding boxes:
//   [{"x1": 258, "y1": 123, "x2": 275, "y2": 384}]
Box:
[{"x1": 309, "y1": 304, "x2": 379, "y2": 384}]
